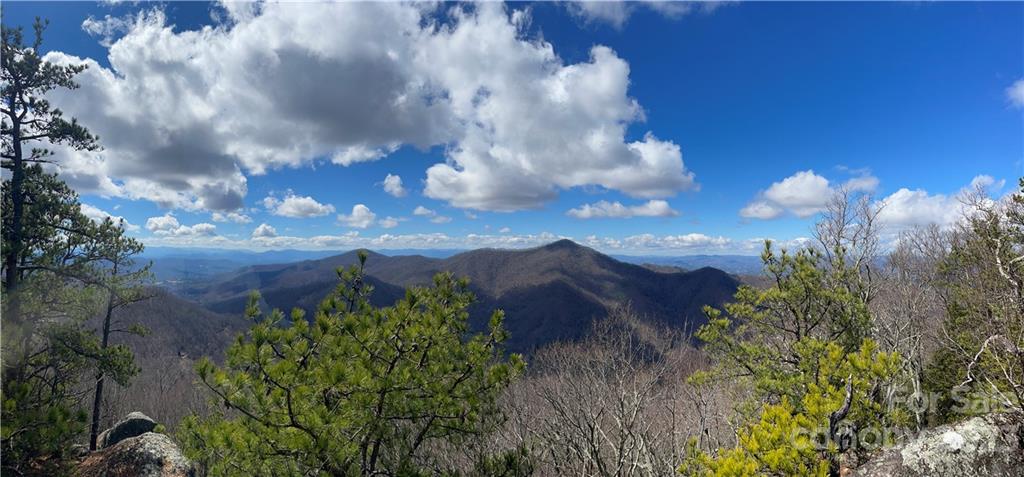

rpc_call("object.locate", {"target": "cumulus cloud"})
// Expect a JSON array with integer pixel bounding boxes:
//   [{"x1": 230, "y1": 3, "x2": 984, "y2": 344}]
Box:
[
  {"x1": 969, "y1": 174, "x2": 1006, "y2": 192},
  {"x1": 47, "y1": 4, "x2": 696, "y2": 213},
  {"x1": 80, "y1": 203, "x2": 140, "y2": 232},
  {"x1": 145, "y1": 214, "x2": 180, "y2": 234},
  {"x1": 211, "y1": 211, "x2": 252, "y2": 223},
  {"x1": 875, "y1": 188, "x2": 961, "y2": 230},
  {"x1": 338, "y1": 204, "x2": 377, "y2": 229},
  {"x1": 145, "y1": 213, "x2": 217, "y2": 236},
  {"x1": 378, "y1": 216, "x2": 403, "y2": 229},
  {"x1": 412, "y1": 205, "x2": 452, "y2": 223},
  {"x1": 875, "y1": 175, "x2": 1004, "y2": 231},
  {"x1": 1007, "y1": 79, "x2": 1024, "y2": 108},
  {"x1": 251, "y1": 223, "x2": 278, "y2": 238},
  {"x1": 739, "y1": 201, "x2": 784, "y2": 220},
  {"x1": 567, "y1": 199, "x2": 678, "y2": 219},
  {"x1": 566, "y1": 1, "x2": 720, "y2": 29},
  {"x1": 381, "y1": 174, "x2": 407, "y2": 197},
  {"x1": 741, "y1": 170, "x2": 878, "y2": 220},
  {"x1": 876, "y1": 177, "x2": 1003, "y2": 233},
  {"x1": 761, "y1": 170, "x2": 833, "y2": 217},
  {"x1": 499, "y1": 227, "x2": 511, "y2": 233},
  {"x1": 420, "y1": 16, "x2": 698, "y2": 210},
  {"x1": 263, "y1": 193, "x2": 335, "y2": 218}
]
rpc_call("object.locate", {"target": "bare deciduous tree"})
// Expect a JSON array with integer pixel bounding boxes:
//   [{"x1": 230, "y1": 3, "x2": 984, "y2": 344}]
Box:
[{"x1": 483, "y1": 307, "x2": 735, "y2": 476}]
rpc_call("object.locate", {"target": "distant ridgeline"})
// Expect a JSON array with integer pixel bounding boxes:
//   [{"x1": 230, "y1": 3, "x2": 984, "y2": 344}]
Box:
[{"x1": 160, "y1": 240, "x2": 739, "y2": 354}]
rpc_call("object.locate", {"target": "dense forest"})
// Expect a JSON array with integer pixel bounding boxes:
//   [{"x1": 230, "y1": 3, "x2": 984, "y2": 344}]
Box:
[{"x1": 3, "y1": 17, "x2": 1023, "y2": 477}]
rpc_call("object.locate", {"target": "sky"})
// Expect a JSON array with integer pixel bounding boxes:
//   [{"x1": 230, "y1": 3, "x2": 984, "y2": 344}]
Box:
[{"x1": 4, "y1": 1, "x2": 1023, "y2": 255}]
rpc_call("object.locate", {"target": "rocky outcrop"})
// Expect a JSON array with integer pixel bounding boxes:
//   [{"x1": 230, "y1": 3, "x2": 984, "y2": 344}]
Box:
[
  {"x1": 97, "y1": 411, "x2": 157, "y2": 449},
  {"x1": 76, "y1": 432, "x2": 195, "y2": 477},
  {"x1": 853, "y1": 413, "x2": 1024, "y2": 476}
]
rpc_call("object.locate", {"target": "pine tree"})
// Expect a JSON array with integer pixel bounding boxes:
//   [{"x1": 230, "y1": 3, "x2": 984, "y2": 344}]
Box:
[
  {"x1": 88, "y1": 232, "x2": 152, "y2": 451},
  {"x1": 2, "y1": 17, "x2": 98, "y2": 328},
  {"x1": 1, "y1": 167, "x2": 144, "y2": 475},
  {"x1": 681, "y1": 243, "x2": 903, "y2": 477},
  {"x1": 1, "y1": 18, "x2": 147, "y2": 474},
  {"x1": 180, "y1": 253, "x2": 525, "y2": 476}
]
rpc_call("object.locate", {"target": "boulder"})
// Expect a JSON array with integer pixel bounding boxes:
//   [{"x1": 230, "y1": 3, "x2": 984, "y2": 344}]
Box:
[
  {"x1": 853, "y1": 413, "x2": 1024, "y2": 476},
  {"x1": 98, "y1": 411, "x2": 157, "y2": 449},
  {"x1": 76, "y1": 432, "x2": 195, "y2": 477}
]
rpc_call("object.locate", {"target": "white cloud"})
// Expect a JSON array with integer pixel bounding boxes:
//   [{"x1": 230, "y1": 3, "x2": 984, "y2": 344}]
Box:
[
  {"x1": 44, "y1": 4, "x2": 696, "y2": 213},
  {"x1": 263, "y1": 193, "x2": 335, "y2": 218},
  {"x1": 566, "y1": 1, "x2": 717, "y2": 29},
  {"x1": 412, "y1": 205, "x2": 451, "y2": 224},
  {"x1": 80, "y1": 203, "x2": 140, "y2": 231},
  {"x1": 175, "y1": 223, "x2": 216, "y2": 237},
  {"x1": 145, "y1": 214, "x2": 180, "y2": 234},
  {"x1": 844, "y1": 175, "x2": 879, "y2": 193},
  {"x1": 969, "y1": 174, "x2": 1005, "y2": 192},
  {"x1": 378, "y1": 216, "x2": 403, "y2": 229},
  {"x1": 421, "y1": 24, "x2": 698, "y2": 210},
  {"x1": 739, "y1": 200, "x2": 783, "y2": 220},
  {"x1": 81, "y1": 14, "x2": 134, "y2": 47},
  {"x1": 875, "y1": 175, "x2": 1006, "y2": 232},
  {"x1": 145, "y1": 213, "x2": 217, "y2": 236},
  {"x1": 567, "y1": 199, "x2": 679, "y2": 219},
  {"x1": 1007, "y1": 79, "x2": 1024, "y2": 108},
  {"x1": 741, "y1": 170, "x2": 879, "y2": 220},
  {"x1": 761, "y1": 170, "x2": 833, "y2": 217},
  {"x1": 333, "y1": 144, "x2": 400, "y2": 166},
  {"x1": 338, "y1": 204, "x2": 377, "y2": 229},
  {"x1": 251, "y1": 223, "x2": 278, "y2": 238},
  {"x1": 138, "y1": 230, "x2": 793, "y2": 255},
  {"x1": 499, "y1": 227, "x2": 511, "y2": 233},
  {"x1": 875, "y1": 188, "x2": 961, "y2": 230},
  {"x1": 211, "y1": 211, "x2": 252, "y2": 223},
  {"x1": 618, "y1": 233, "x2": 732, "y2": 251},
  {"x1": 382, "y1": 173, "x2": 407, "y2": 197}
]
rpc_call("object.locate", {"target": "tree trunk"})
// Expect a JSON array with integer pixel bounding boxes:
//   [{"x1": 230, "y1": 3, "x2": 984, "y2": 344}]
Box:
[
  {"x1": 5, "y1": 110, "x2": 24, "y2": 327},
  {"x1": 89, "y1": 285, "x2": 116, "y2": 451}
]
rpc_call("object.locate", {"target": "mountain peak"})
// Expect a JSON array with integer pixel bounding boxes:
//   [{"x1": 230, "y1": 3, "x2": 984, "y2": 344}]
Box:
[{"x1": 542, "y1": 239, "x2": 583, "y2": 250}]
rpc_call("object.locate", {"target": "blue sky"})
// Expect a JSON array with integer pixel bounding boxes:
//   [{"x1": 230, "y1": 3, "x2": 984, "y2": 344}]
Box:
[{"x1": 5, "y1": 1, "x2": 1023, "y2": 254}]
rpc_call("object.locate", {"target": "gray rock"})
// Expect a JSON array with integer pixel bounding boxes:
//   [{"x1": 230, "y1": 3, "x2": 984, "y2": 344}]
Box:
[
  {"x1": 71, "y1": 443, "x2": 90, "y2": 458},
  {"x1": 853, "y1": 413, "x2": 1024, "y2": 477},
  {"x1": 76, "y1": 432, "x2": 195, "y2": 477},
  {"x1": 99, "y1": 411, "x2": 157, "y2": 449}
]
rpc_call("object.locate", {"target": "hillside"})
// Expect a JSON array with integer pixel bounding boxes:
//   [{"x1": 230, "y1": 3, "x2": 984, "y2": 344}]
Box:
[
  {"x1": 178, "y1": 240, "x2": 739, "y2": 353},
  {"x1": 109, "y1": 287, "x2": 250, "y2": 360}
]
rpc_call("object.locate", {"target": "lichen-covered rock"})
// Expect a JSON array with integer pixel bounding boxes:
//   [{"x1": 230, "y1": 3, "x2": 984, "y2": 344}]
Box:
[
  {"x1": 853, "y1": 414, "x2": 1024, "y2": 476},
  {"x1": 76, "y1": 432, "x2": 195, "y2": 477},
  {"x1": 98, "y1": 411, "x2": 157, "y2": 449}
]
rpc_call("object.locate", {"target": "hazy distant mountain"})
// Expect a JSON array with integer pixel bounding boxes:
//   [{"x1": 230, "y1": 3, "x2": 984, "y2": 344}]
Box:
[
  {"x1": 178, "y1": 240, "x2": 739, "y2": 353},
  {"x1": 142, "y1": 247, "x2": 466, "y2": 286},
  {"x1": 141, "y1": 248, "x2": 344, "y2": 286},
  {"x1": 614, "y1": 254, "x2": 765, "y2": 275}
]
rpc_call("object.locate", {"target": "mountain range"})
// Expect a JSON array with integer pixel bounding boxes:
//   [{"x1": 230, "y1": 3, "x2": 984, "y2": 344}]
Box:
[
  {"x1": 170, "y1": 240, "x2": 740, "y2": 354},
  {"x1": 143, "y1": 246, "x2": 764, "y2": 288}
]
